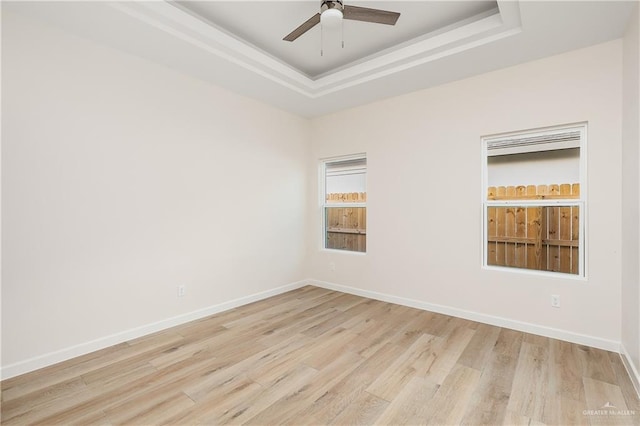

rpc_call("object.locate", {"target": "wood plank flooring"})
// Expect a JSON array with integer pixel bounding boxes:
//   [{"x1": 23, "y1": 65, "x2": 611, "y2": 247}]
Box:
[{"x1": 2, "y1": 286, "x2": 639, "y2": 425}]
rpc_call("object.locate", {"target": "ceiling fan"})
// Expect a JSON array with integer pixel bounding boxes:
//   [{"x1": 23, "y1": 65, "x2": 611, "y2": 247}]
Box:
[{"x1": 283, "y1": 0, "x2": 401, "y2": 42}]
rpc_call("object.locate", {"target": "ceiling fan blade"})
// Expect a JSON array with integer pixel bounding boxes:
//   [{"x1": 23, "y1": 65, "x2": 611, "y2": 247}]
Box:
[
  {"x1": 343, "y1": 5, "x2": 400, "y2": 25},
  {"x1": 283, "y1": 13, "x2": 321, "y2": 41}
]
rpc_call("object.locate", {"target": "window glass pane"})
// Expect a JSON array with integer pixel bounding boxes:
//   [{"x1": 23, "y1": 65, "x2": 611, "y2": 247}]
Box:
[
  {"x1": 323, "y1": 157, "x2": 366, "y2": 253},
  {"x1": 326, "y1": 158, "x2": 366, "y2": 197},
  {"x1": 487, "y1": 148, "x2": 580, "y2": 190},
  {"x1": 325, "y1": 207, "x2": 366, "y2": 252},
  {"x1": 487, "y1": 205, "x2": 580, "y2": 275}
]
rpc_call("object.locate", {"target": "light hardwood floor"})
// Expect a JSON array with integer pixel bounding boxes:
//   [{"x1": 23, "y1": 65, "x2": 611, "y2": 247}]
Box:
[{"x1": 2, "y1": 286, "x2": 639, "y2": 425}]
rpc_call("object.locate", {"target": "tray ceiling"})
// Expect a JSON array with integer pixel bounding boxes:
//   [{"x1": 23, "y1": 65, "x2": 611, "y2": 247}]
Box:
[{"x1": 176, "y1": 1, "x2": 499, "y2": 78}]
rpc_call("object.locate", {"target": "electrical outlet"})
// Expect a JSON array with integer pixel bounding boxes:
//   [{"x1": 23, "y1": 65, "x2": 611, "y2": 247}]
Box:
[
  {"x1": 329, "y1": 262, "x2": 336, "y2": 272},
  {"x1": 178, "y1": 285, "x2": 186, "y2": 297},
  {"x1": 551, "y1": 294, "x2": 560, "y2": 308}
]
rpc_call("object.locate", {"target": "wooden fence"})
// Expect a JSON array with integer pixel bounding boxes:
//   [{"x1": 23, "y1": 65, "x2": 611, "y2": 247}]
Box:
[
  {"x1": 326, "y1": 192, "x2": 366, "y2": 252},
  {"x1": 487, "y1": 183, "x2": 580, "y2": 274}
]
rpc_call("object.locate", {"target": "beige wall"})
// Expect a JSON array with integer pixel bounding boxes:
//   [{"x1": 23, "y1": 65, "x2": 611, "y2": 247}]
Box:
[
  {"x1": 309, "y1": 40, "x2": 623, "y2": 348},
  {"x1": 622, "y1": 2, "x2": 640, "y2": 386},
  {"x1": 1, "y1": 12, "x2": 309, "y2": 373}
]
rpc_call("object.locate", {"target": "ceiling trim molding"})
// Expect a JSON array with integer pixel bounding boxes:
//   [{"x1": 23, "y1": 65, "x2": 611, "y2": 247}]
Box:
[{"x1": 110, "y1": 1, "x2": 522, "y2": 99}]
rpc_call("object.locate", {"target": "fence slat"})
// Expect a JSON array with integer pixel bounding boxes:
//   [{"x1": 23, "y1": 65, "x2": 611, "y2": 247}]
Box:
[
  {"x1": 505, "y1": 184, "x2": 517, "y2": 267},
  {"x1": 488, "y1": 207, "x2": 497, "y2": 265},
  {"x1": 527, "y1": 207, "x2": 542, "y2": 269},
  {"x1": 495, "y1": 187, "x2": 507, "y2": 266},
  {"x1": 572, "y1": 205, "x2": 580, "y2": 274},
  {"x1": 515, "y1": 207, "x2": 526, "y2": 268},
  {"x1": 488, "y1": 186, "x2": 497, "y2": 200},
  {"x1": 559, "y1": 185, "x2": 572, "y2": 273},
  {"x1": 524, "y1": 187, "x2": 537, "y2": 270},
  {"x1": 571, "y1": 183, "x2": 580, "y2": 274},
  {"x1": 549, "y1": 206, "x2": 560, "y2": 271},
  {"x1": 505, "y1": 207, "x2": 516, "y2": 267}
]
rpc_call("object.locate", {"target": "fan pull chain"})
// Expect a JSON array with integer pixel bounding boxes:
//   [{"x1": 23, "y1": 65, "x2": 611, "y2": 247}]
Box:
[
  {"x1": 320, "y1": 24, "x2": 324, "y2": 56},
  {"x1": 341, "y1": 18, "x2": 344, "y2": 48}
]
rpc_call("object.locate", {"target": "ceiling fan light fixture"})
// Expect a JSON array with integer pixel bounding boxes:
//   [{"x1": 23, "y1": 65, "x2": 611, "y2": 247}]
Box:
[
  {"x1": 283, "y1": 0, "x2": 400, "y2": 42},
  {"x1": 321, "y1": 1, "x2": 343, "y2": 27},
  {"x1": 321, "y1": 8, "x2": 343, "y2": 26}
]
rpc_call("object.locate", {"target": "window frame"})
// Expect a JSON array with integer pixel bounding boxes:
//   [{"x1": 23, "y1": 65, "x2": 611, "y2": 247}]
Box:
[
  {"x1": 481, "y1": 123, "x2": 587, "y2": 279},
  {"x1": 320, "y1": 153, "x2": 367, "y2": 254}
]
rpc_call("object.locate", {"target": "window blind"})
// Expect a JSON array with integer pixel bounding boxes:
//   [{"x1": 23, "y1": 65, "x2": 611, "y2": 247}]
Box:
[
  {"x1": 326, "y1": 158, "x2": 367, "y2": 177},
  {"x1": 487, "y1": 130, "x2": 581, "y2": 156}
]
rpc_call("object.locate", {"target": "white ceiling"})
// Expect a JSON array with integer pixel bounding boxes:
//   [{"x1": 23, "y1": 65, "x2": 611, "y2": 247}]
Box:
[{"x1": 4, "y1": 1, "x2": 637, "y2": 118}]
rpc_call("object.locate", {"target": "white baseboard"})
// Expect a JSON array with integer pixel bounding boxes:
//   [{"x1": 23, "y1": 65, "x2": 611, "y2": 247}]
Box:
[
  {"x1": 1, "y1": 280, "x2": 308, "y2": 380},
  {"x1": 620, "y1": 344, "x2": 640, "y2": 399},
  {"x1": 309, "y1": 279, "x2": 621, "y2": 352}
]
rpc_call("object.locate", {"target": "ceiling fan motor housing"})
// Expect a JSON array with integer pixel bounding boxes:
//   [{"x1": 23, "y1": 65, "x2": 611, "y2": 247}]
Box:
[{"x1": 321, "y1": 0, "x2": 344, "y2": 14}]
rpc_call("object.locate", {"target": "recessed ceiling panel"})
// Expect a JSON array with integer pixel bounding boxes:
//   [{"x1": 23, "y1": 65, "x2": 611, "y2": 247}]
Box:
[{"x1": 177, "y1": 1, "x2": 498, "y2": 77}]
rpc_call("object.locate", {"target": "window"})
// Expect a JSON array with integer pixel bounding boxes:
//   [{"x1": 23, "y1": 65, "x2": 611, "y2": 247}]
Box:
[
  {"x1": 321, "y1": 155, "x2": 367, "y2": 252},
  {"x1": 482, "y1": 124, "x2": 586, "y2": 276}
]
